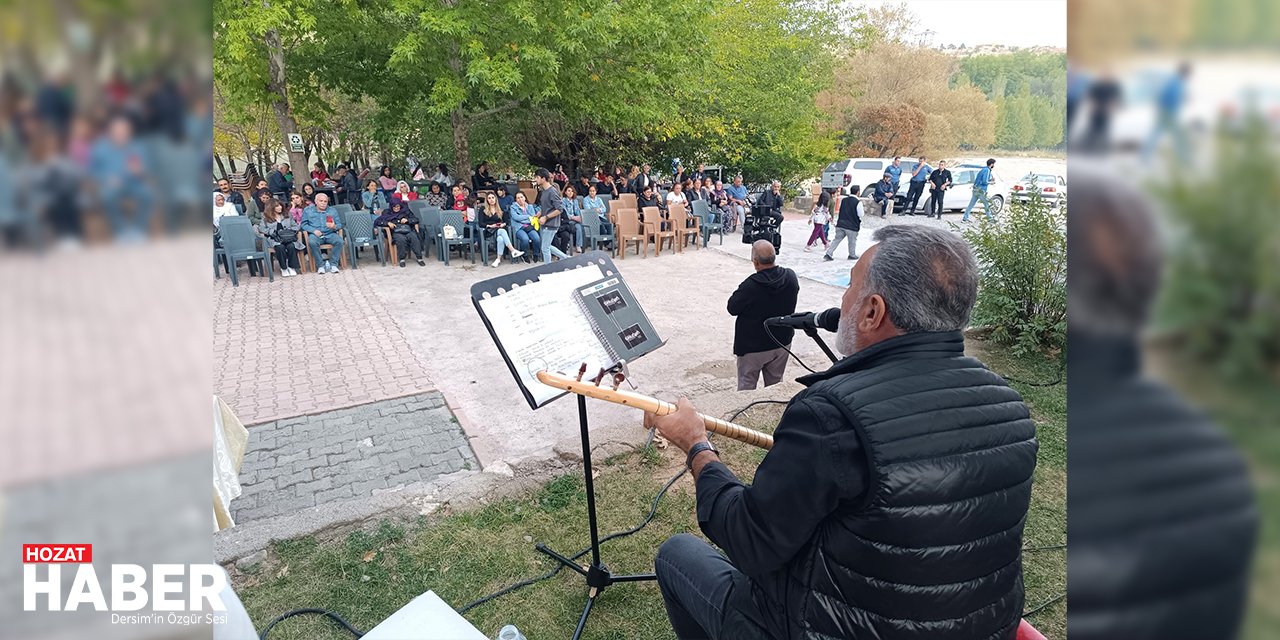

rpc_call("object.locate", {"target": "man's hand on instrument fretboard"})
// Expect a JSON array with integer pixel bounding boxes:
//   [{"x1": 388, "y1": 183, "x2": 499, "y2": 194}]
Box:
[{"x1": 645, "y1": 398, "x2": 719, "y2": 477}]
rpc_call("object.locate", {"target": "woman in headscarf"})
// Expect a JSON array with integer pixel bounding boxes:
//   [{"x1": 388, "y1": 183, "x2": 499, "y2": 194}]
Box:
[
  {"x1": 257, "y1": 198, "x2": 303, "y2": 276},
  {"x1": 394, "y1": 180, "x2": 418, "y2": 202},
  {"x1": 423, "y1": 181, "x2": 448, "y2": 208},
  {"x1": 213, "y1": 192, "x2": 238, "y2": 229},
  {"x1": 375, "y1": 198, "x2": 426, "y2": 267}
]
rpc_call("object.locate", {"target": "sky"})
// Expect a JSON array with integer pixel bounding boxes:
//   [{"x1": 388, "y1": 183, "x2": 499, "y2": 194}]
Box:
[{"x1": 852, "y1": 0, "x2": 1067, "y2": 49}]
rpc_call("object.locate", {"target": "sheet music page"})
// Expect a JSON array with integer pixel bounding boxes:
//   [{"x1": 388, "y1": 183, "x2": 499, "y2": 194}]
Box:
[{"x1": 478, "y1": 264, "x2": 612, "y2": 405}]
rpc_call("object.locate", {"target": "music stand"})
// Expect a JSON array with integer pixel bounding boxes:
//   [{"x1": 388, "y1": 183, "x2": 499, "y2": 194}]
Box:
[{"x1": 471, "y1": 252, "x2": 661, "y2": 640}]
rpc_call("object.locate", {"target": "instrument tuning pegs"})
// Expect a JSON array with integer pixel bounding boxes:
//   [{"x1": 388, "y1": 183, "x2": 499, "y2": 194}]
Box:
[
  {"x1": 576, "y1": 362, "x2": 588, "y2": 382},
  {"x1": 612, "y1": 373, "x2": 626, "y2": 391},
  {"x1": 592, "y1": 368, "x2": 608, "y2": 386}
]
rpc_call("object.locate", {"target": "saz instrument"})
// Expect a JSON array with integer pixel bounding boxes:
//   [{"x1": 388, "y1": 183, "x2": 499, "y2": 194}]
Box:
[{"x1": 536, "y1": 368, "x2": 774, "y2": 450}]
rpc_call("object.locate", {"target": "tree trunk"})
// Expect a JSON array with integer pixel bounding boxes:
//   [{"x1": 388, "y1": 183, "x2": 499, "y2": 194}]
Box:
[
  {"x1": 214, "y1": 154, "x2": 228, "y2": 179},
  {"x1": 229, "y1": 157, "x2": 238, "y2": 172},
  {"x1": 450, "y1": 108, "x2": 470, "y2": 181},
  {"x1": 262, "y1": 27, "x2": 308, "y2": 178}
]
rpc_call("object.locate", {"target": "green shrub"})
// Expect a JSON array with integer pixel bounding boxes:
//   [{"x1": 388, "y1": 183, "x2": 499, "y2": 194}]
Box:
[
  {"x1": 960, "y1": 189, "x2": 1066, "y2": 356},
  {"x1": 1153, "y1": 121, "x2": 1280, "y2": 379}
]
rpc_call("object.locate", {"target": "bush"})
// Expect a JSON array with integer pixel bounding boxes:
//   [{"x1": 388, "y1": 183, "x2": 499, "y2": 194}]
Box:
[
  {"x1": 1153, "y1": 121, "x2": 1280, "y2": 379},
  {"x1": 960, "y1": 190, "x2": 1066, "y2": 356}
]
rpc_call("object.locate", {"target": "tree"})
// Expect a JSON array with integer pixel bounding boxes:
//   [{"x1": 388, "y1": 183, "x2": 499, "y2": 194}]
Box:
[
  {"x1": 846, "y1": 103, "x2": 927, "y2": 157},
  {"x1": 213, "y1": 0, "x2": 327, "y2": 174},
  {"x1": 1029, "y1": 96, "x2": 1064, "y2": 148},
  {"x1": 995, "y1": 93, "x2": 1034, "y2": 149}
]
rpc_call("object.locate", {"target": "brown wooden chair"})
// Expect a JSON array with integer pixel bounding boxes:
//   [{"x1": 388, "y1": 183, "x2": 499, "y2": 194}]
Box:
[
  {"x1": 617, "y1": 193, "x2": 638, "y2": 213},
  {"x1": 615, "y1": 208, "x2": 647, "y2": 259},
  {"x1": 642, "y1": 206, "x2": 676, "y2": 256},
  {"x1": 670, "y1": 204, "x2": 699, "y2": 252}
]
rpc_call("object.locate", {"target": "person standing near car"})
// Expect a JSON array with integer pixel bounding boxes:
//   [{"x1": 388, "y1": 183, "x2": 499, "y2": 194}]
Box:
[
  {"x1": 928, "y1": 160, "x2": 953, "y2": 219},
  {"x1": 905, "y1": 156, "x2": 932, "y2": 215},
  {"x1": 1142, "y1": 62, "x2": 1192, "y2": 162},
  {"x1": 873, "y1": 172, "x2": 894, "y2": 218},
  {"x1": 884, "y1": 156, "x2": 903, "y2": 216},
  {"x1": 962, "y1": 158, "x2": 997, "y2": 223}
]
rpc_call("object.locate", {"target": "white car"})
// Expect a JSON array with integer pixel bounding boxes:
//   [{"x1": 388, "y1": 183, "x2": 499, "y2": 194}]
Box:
[
  {"x1": 890, "y1": 164, "x2": 1007, "y2": 216},
  {"x1": 1010, "y1": 173, "x2": 1067, "y2": 207},
  {"x1": 821, "y1": 157, "x2": 920, "y2": 195}
]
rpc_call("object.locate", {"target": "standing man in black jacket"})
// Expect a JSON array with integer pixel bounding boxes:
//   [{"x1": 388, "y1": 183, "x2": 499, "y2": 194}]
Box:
[
  {"x1": 648, "y1": 224, "x2": 1038, "y2": 640},
  {"x1": 727, "y1": 240, "x2": 799, "y2": 390},
  {"x1": 928, "y1": 160, "x2": 953, "y2": 219},
  {"x1": 823, "y1": 184, "x2": 861, "y2": 261}
]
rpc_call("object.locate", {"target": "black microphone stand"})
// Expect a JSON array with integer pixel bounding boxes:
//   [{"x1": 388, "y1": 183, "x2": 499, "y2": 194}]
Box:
[{"x1": 803, "y1": 327, "x2": 840, "y2": 364}]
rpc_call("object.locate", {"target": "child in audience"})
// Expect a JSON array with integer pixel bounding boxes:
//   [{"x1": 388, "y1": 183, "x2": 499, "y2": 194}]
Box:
[{"x1": 805, "y1": 190, "x2": 832, "y2": 252}]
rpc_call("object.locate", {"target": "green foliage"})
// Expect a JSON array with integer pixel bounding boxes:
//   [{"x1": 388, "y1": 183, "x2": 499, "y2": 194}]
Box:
[
  {"x1": 961, "y1": 191, "x2": 1066, "y2": 356},
  {"x1": 1154, "y1": 122, "x2": 1280, "y2": 379},
  {"x1": 961, "y1": 52, "x2": 1065, "y2": 150}
]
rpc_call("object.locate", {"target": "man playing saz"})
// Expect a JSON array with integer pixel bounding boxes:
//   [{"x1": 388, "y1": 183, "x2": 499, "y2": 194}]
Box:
[{"x1": 647, "y1": 225, "x2": 1039, "y2": 639}]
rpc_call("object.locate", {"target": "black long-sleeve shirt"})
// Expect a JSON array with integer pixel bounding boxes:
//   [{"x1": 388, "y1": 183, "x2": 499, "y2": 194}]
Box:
[{"x1": 695, "y1": 395, "x2": 867, "y2": 579}]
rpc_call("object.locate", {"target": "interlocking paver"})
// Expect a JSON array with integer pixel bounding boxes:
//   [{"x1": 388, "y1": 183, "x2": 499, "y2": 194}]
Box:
[
  {"x1": 214, "y1": 268, "x2": 435, "y2": 425},
  {"x1": 230, "y1": 392, "x2": 477, "y2": 525}
]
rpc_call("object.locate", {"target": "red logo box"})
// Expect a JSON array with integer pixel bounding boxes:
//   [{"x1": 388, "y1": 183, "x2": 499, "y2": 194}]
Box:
[{"x1": 23, "y1": 544, "x2": 92, "y2": 563}]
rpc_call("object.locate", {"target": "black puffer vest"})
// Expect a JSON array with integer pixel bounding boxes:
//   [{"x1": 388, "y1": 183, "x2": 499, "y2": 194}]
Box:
[{"x1": 780, "y1": 331, "x2": 1039, "y2": 639}]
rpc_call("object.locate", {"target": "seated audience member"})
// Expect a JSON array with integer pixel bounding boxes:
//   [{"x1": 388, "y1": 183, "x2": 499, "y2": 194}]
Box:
[
  {"x1": 246, "y1": 188, "x2": 274, "y2": 225},
  {"x1": 423, "y1": 181, "x2": 448, "y2": 208},
  {"x1": 451, "y1": 184, "x2": 468, "y2": 211},
  {"x1": 683, "y1": 178, "x2": 703, "y2": 202},
  {"x1": 560, "y1": 185, "x2": 585, "y2": 254},
  {"x1": 363, "y1": 179, "x2": 388, "y2": 215},
  {"x1": 258, "y1": 199, "x2": 302, "y2": 276},
  {"x1": 431, "y1": 163, "x2": 453, "y2": 187},
  {"x1": 507, "y1": 190, "x2": 541, "y2": 260},
  {"x1": 725, "y1": 175, "x2": 749, "y2": 232},
  {"x1": 251, "y1": 178, "x2": 271, "y2": 209},
  {"x1": 582, "y1": 184, "x2": 613, "y2": 249},
  {"x1": 376, "y1": 199, "x2": 426, "y2": 267},
  {"x1": 395, "y1": 180, "x2": 418, "y2": 202},
  {"x1": 700, "y1": 177, "x2": 714, "y2": 202},
  {"x1": 268, "y1": 163, "x2": 293, "y2": 196},
  {"x1": 213, "y1": 192, "x2": 238, "y2": 228},
  {"x1": 665, "y1": 181, "x2": 689, "y2": 209},
  {"x1": 574, "y1": 174, "x2": 593, "y2": 199},
  {"x1": 495, "y1": 185, "x2": 515, "y2": 214},
  {"x1": 300, "y1": 193, "x2": 344, "y2": 273},
  {"x1": 300, "y1": 182, "x2": 318, "y2": 204},
  {"x1": 552, "y1": 164, "x2": 569, "y2": 188},
  {"x1": 711, "y1": 180, "x2": 732, "y2": 227},
  {"x1": 597, "y1": 175, "x2": 618, "y2": 198},
  {"x1": 478, "y1": 192, "x2": 525, "y2": 267},
  {"x1": 637, "y1": 183, "x2": 669, "y2": 230},
  {"x1": 310, "y1": 162, "x2": 328, "y2": 185},
  {"x1": 377, "y1": 165, "x2": 397, "y2": 200},
  {"x1": 288, "y1": 192, "x2": 306, "y2": 223},
  {"x1": 472, "y1": 161, "x2": 498, "y2": 191},
  {"x1": 216, "y1": 178, "x2": 245, "y2": 211},
  {"x1": 334, "y1": 164, "x2": 361, "y2": 209}
]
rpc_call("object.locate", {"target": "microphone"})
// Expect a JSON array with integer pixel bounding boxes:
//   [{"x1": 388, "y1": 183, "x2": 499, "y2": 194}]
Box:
[{"x1": 765, "y1": 308, "x2": 840, "y2": 332}]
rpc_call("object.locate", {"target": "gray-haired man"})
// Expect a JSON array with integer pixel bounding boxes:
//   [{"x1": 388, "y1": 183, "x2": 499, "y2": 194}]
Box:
[
  {"x1": 727, "y1": 240, "x2": 799, "y2": 390},
  {"x1": 648, "y1": 225, "x2": 1036, "y2": 640}
]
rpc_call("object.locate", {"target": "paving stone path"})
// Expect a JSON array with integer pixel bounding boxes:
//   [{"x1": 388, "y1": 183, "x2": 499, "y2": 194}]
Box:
[{"x1": 231, "y1": 392, "x2": 477, "y2": 524}]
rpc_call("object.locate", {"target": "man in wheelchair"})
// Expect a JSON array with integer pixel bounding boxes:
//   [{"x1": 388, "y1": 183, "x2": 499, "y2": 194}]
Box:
[{"x1": 742, "y1": 180, "x2": 784, "y2": 254}]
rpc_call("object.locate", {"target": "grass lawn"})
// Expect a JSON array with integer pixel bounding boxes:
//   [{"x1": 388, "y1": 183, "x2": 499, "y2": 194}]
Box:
[{"x1": 230, "y1": 335, "x2": 1066, "y2": 639}]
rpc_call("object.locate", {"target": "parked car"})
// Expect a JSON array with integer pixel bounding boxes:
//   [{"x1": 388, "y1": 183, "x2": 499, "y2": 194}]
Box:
[
  {"x1": 821, "y1": 157, "x2": 920, "y2": 195},
  {"x1": 1011, "y1": 173, "x2": 1068, "y2": 207},
  {"x1": 897, "y1": 164, "x2": 1008, "y2": 216}
]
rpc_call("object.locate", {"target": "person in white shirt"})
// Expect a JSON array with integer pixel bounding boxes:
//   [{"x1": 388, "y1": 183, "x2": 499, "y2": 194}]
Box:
[{"x1": 665, "y1": 181, "x2": 689, "y2": 209}]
